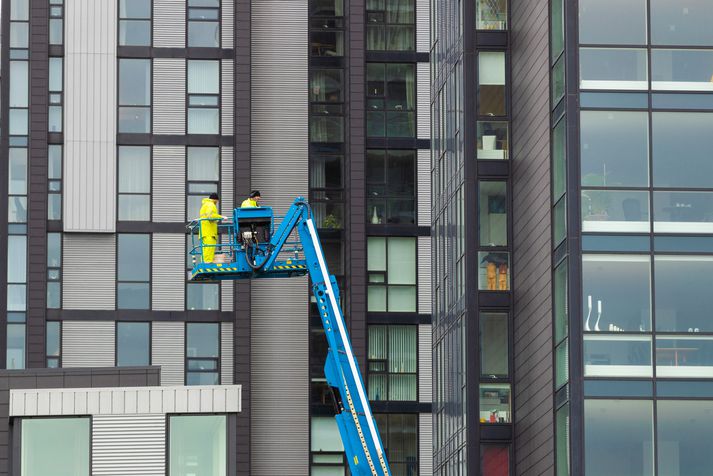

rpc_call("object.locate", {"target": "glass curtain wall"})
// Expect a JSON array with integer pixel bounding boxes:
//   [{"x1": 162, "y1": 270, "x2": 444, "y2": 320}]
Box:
[{"x1": 575, "y1": 1, "x2": 713, "y2": 475}]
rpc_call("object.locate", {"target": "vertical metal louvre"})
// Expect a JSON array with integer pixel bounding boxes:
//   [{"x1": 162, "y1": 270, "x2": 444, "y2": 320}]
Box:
[
  {"x1": 92, "y1": 414, "x2": 166, "y2": 475},
  {"x1": 221, "y1": 322, "x2": 234, "y2": 385},
  {"x1": 64, "y1": 0, "x2": 117, "y2": 232},
  {"x1": 153, "y1": 58, "x2": 186, "y2": 135},
  {"x1": 419, "y1": 413, "x2": 433, "y2": 475},
  {"x1": 152, "y1": 146, "x2": 186, "y2": 222},
  {"x1": 153, "y1": 0, "x2": 185, "y2": 48},
  {"x1": 222, "y1": 59, "x2": 235, "y2": 136},
  {"x1": 418, "y1": 324, "x2": 432, "y2": 403},
  {"x1": 417, "y1": 62, "x2": 430, "y2": 140},
  {"x1": 418, "y1": 236, "x2": 431, "y2": 314},
  {"x1": 221, "y1": 146, "x2": 234, "y2": 214},
  {"x1": 222, "y1": 0, "x2": 235, "y2": 48},
  {"x1": 151, "y1": 322, "x2": 185, "y2": 386},
  {"x1": 416, "y1": 0, "x2": 429, "y2": 53},
  {"x1": 418, "y1": 149, "x2": 431, "y2": 227},
  {"x1": 152, "y1": 234, "x2": 185, "y2": 311},
  {"x1": 63, "y1": 234, "x2": 116, "y2": 310},
  {"x1": 62, "y1": 321, "x2": 116, "y2": 367}
]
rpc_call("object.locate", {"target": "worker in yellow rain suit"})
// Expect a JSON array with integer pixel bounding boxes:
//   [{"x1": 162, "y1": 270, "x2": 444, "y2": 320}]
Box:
[
  {"x1": 199, "y1": 193, "x2": 225, "y2": 263},
  {"x1": 240, "y1": 190, "x2": 261, "y2": 208}
]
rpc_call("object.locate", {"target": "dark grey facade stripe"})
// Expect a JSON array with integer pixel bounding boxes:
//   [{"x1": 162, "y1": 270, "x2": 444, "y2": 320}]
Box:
[
  {"x1": 234, "y1": 0, "x2": 251, "y2": 473},
  {"x1": 46, "y1": 309, "x2": 235, "y2": 322},
  {"x1": 0, "y1": 367, "x2": 160, "y2": 476},
  {"x1": 348, "y1": 0, "x2": 367, "y2": 374},
  {"x1": 27, "y1": 0, "x2": 50, "y2": 368},
  {"x1": 511, "y1": 0, "x2": 554, "y2": 474}
]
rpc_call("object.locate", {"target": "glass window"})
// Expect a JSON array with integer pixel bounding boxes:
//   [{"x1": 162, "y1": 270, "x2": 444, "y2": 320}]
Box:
[
  {"x1": 49, "y1": 3, "x2": 63, "y2": 45},
  {"x1": 478, "y1": 52, "x2": 506, "y2": 116},
  {"x1": 481, "y1": 445, "x2": 509, "y2": 476},
  {"x1": 584, "y1": 335, "x2": 652, "y2": 377},
  {"x1": 654, "y1": 191, "x2": 713, "y2": 233},
  {"x1": 169, "y1": 415, "x2": 226, "y2": 476},
  {"x1": 652, "y1": 49, "x2": 713, "y2": 91},
  {"x1": 7, "y1": 322, "x2": 25, "y2": 369},
  {"x1": 652, "y1": 112, "x2": 713, "y2": 188},
  {"x1": 554, "y1": 259, "x2": 568, "y2": 343},
  {"x1": 479, "y1": 181, "x2": 507, "y2": 247},
  {"x1": 311, "y1": 0, "x2": 344, "y2": 16},
  {"x1": 580, "y1": 92, "x2": 650, "y2": 109},
  {"x1": 552, "y1": 57, "x2": 565, "y2": 106},
  {"x1": 657, "y1": 401, "x2": 713, "y2": 476},
  {"x1": 117, "y1": 322, "x2": 149, "y2": 366},
  {"x1": 477, "y1": 121, "x2": 508, "y2": 160},
  {"x1": 551, "y1": 0, "x2": 564, "y2": 62},
  {"x1": 311, "y1": 416, "x2": 346, "y2": 475},
  {"x1": 584, "y1": 400, "x2": 653, "y2": 476},
  {"x1": 188, "y1": 147, "x2": 220, "y2": 182},
  {"x1": 46, "y1": 321, "x2": 60, "y2": 368},
  {"x1": 311, "y1": 69, "x2": 343, "y2": 103},
  {"x1": 9, "y1": 148, "x2": 27, "y2": 196},
  {"x1": 552, "y1": 118, "x2": 566, "y2": 199},
  {"x1": 118, "y1": 146, "x2": 150, "y2": 221},
  {"x1": 367, "y1": 325, "x2": 417, "y2": 401},
  {"x1": 22, "y1": 418, "x2": 90, "y2": 476},
  {"x1": 479, "y1": 384, "x2": 511, "y2": 423},
  {"x1": 579, "y1": 48, "x2": 648, "y2": 90},
  {"x1": 374, "y1": 414, "x2": 418, "y2": 475},
  {"x1": 580, "y1": 111, "x2": 649, "y2": 187},
  {"x1": 366, "y1": 150, "x2": 415, "y2": 225},
  {"x1": 10, "y1": 61, "x2": 28, "y2": 108},
  {"x1": 48, "y1": 145, "x2": 62, "y2": 220},
  {"x1": 187, "y1": 0, "x2": 220, "y2": 47},
  {"x1": 117, "y1": 234, "x2": 150, "y2": 309},
  {"x1": 555, "y1": 402, "x2": 570, "y2": 476},
  {"x1": 310, "y1": 30, "x2": 344, "y2": 57},
  {"x1": 554, "y1": 197, "x2": 566, "y2": 245},
  {"x1": 655, "y1": 256, "x2": 713, "y2": 332},
  {"x1": 476, "y1": 0, "x2": 506, "y2": 30},
  {"x1": 656, "y1": 336, "x2": 713, "y2": 378},
  {"x1": 366, "y1": 63, "x2": 416, "y2": 138},
  {"x1": 7, "y1": 235, "x2": 26, "y2": 284},
  {"x1": 582, "y1": 254, "x2": 651, "y2": 332},
  {"x1": 187, "y1": 283, "x2": 219, "y2": 311},
  {"x1": 187, "y1": 61, "x2": 219, "y2": 135},
  {"x1": 367, "y1": 0, "x2": 415, "y2": 51},
  {"x1": 367, "y1": 237, "x2": 417, "y2": 312},
  {"x1": 651, "y1": 0, "x2": 713, "y2": 46},
  {"x1": 186, "y1": 323, "x2": 219, "y2": 385},
  {"x1": 118, "y1": 59, "x2": 151, "y2": 133},
  {"x1": 119, "y1": 0, "x2": 151, "y2": 46},
  {"x1": 480, "y1": 312, "x2": 508, "y2": 378},
  {"x1": 578, "y1": 0, "x2": 647, "y2": 45},
  {"x1": 581, "y1": 190, "x2": 650, "y2": 233},
  {"x1": 556, "y1": 339, "x2": 568, "y2": 388},
  {"x1": 478, "y1": 251, "x2": 510, "y2": 291}
]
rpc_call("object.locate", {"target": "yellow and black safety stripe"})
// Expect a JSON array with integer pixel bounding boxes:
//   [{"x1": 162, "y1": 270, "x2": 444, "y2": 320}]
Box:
[
  {"x1": 273, "y1": 265, "x2": 307, "y2": 270},
  {"x1": 194, "y1": 267, "x2": 240, "y2": 274}
]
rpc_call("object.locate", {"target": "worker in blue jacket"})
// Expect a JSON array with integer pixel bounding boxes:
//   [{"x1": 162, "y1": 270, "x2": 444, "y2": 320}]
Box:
[{"x1": 199, "y1": 193, "x2": 225, "y2": 263}]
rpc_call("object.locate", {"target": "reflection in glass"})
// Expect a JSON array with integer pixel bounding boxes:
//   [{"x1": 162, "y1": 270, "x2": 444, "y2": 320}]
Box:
[
  {"x1": 657, "y1": 401, "x2": 713, "y2": 476},
  {"x1": 552, "y1": 57, "x2": 565, "y2": 105},
  {"x1": 556, "y1": 403, "x2": 570, "y2": 476},
  {"x1": 554, "y1": 259, "x2": 567, "y2": 342},
  {"x1": 555, "y1": 339, "x2": 568, "y2": 388},
  {"x1": 655, "y1": 256, "x2": 713, "y2": 332},
  {"x1": 476, "y1": 0, "x2": 506, "y2": 30},
  {"x1": 584, "y1": 400, "x2": 653, "y2": 476},
  {"x1": 188, "y1": 21, "x2": 220, "y2": 47},
  {"x1": 579, "y1": 48, "x2": 648, "y2": 90},
  {"x1": 479, "y1": 181, "x2": 507, "y2": 246},
  {"x1": 553, "y1": 197, "x2": 566, "y2": 245},
  {"x1": 479, "y1": 384, "x2": 511, "y2": 423},
  {"x1": 584, "y1": 335, "x2": 652, "y2": 377},
  {"x1": 169, "y1": 415, "x2": 226, "y2": 476},
  {"x1": 552, "y1": 119, "x2": 566, "y2": 199},
  {"x1": 652, "y1": 49, "x2": 713, "y2": 91},
  {"x1": 480, "y1": 312, "x2": 508, "y2": 378},
  {"x1": 582, "y1": 254, "x2": 651, "y2": 332},
  {"x1": 117, "y1": 283, "x2": 149, "y2": 310},
  {"x1": 117, "y1": 322, "x2": 150, "y2": 366},
  {"x1": 581, "y1": 190, "x2": 650, "y2": 233},
  {"x1": 580, "y1": 111, "x2": 649, "y2": 187},
  {"x1": 187, "y1": 283, "x2": 219, "y2": 310},
  {"x1": 478, "y1": 52, "x2": 506, "y2": 116},
  {"x1": 579, "y1": 0, "x2": 647, "y2": 45},
  {"x1": 481, "y1": 445, "x2": 510, "y2": 476},
  {"x1": 477, "y1": 121, "x2": 508, "y2": 160},
  {"x1": 652, "y1": 112, "x2": 713, "y2": 188},
  {"x1": 478, "y1": 252, "x2": 509, "y2": 291},
  {"x1": 551, "y1": 0, "x2": 564, "y2": 62},
  {"x1": 7, "y1": 323, "x2": 25, "y2": 369},
  {"x1": 651, "y1": 0, "x2": 713, "y2": 46},
  {"x1": 654, "y1": 191, "x2": 713, "y2": 233},
  {"x1": 22, "y1": 418, "x2": 90, "y2": 476}
]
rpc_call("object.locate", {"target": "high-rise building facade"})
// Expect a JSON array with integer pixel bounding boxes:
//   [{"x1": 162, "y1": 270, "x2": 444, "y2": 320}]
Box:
[
  {"x1": 0, "y1": 0, "x2": 433, "y2": 474},
  {"x1": 433, "y1": 0, "x2": 713, "y2": 475}
]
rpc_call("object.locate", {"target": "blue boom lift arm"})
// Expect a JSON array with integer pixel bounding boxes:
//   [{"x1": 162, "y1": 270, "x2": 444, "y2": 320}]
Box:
[{"x1": 188, "y1": 197, "x2": 392, "y2": 476}]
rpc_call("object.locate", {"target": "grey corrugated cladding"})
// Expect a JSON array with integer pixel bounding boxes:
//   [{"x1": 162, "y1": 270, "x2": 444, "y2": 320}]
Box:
[
  {"x1": 153, "y1": 58, "x2": 186, "y2": 135},
  {"x1": 64, "y1": 0, "x2": 117, "y2": 232},
  {"x1": 153, "y1": 0, "x2": 185, "y2": 48},
  {"x1": 62, "y1": 321, "x2": 116, "y2": 367},
  {"x1": 63, "y1": 234, "x2": 116, "y2": 310},
  {"x1": 153, "y1": 146, "x2": 186, "y2": 223},
  {"x1": 152, "y1": 234, "x2": 186, "y2": 311}
]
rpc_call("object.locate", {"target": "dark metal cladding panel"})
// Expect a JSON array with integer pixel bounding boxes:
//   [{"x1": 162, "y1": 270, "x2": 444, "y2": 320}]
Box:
[{"x1": 511, "y1": 0, "x2": 554, "y2": 475}]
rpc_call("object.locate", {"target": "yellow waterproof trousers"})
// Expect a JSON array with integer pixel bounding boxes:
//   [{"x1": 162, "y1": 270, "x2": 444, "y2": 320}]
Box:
[{"x1": 202, "y1": 235, "x2": 217, "y2": 263}]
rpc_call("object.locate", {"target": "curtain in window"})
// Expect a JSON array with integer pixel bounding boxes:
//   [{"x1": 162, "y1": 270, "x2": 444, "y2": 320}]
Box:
[
  {"x1": 386, "y1": 0, "x2": 414, "y2": 50},
  {"x1": 188, "y1": 61, "x2": 220, "y2": 94},
  {"x1": 388, "y1": 325, "x2": 416, "y2": 400}
]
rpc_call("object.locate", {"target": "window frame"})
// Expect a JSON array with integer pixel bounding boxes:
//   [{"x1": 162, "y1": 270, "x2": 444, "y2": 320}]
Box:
[
  {"x1": 117, "y1": 57, "x2": 152, "y2": 134},
  {"x1": 118, "y1": 0, "x2": 152, "y2": 47},
  {"x1": 116, "y1": 233, "x2": 152, "y2": 310},
  {"x1": 115, "y1": 321, "x2": 151, "y2": 367},
  {"x1": 367, "y1": 236, "x2": 418, "y2": 313},
  {"x1": 186, "y1": 0, "x2": 221, "y2": 48},
  {"x1": 117, "y1": 145, "x2": 152, "y2": 222},
  {"x1": 366, "y1": 149, "x2": 417, "y2": 226},
  {"x1": 366, "y1": 0, "x2": 416, "y2": 52},
  {"x1": 186, "y1": 60, "x2": 221, "y2": 135},
  {"x1": 184, "y1": 322, "x2": 221, "y2": 385},
  {"x1": 367, "y1": 324, "x2": 419, "y2": 402},
  {"x1": 366, "y1": 62, "x2": 417, "y2": 138},
  {"x1": 167, "y1": 413, "x2": 229, "y2": 475},
  {"x1": 46, "y1": 321, "x2": 62, "y2": 368}
]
